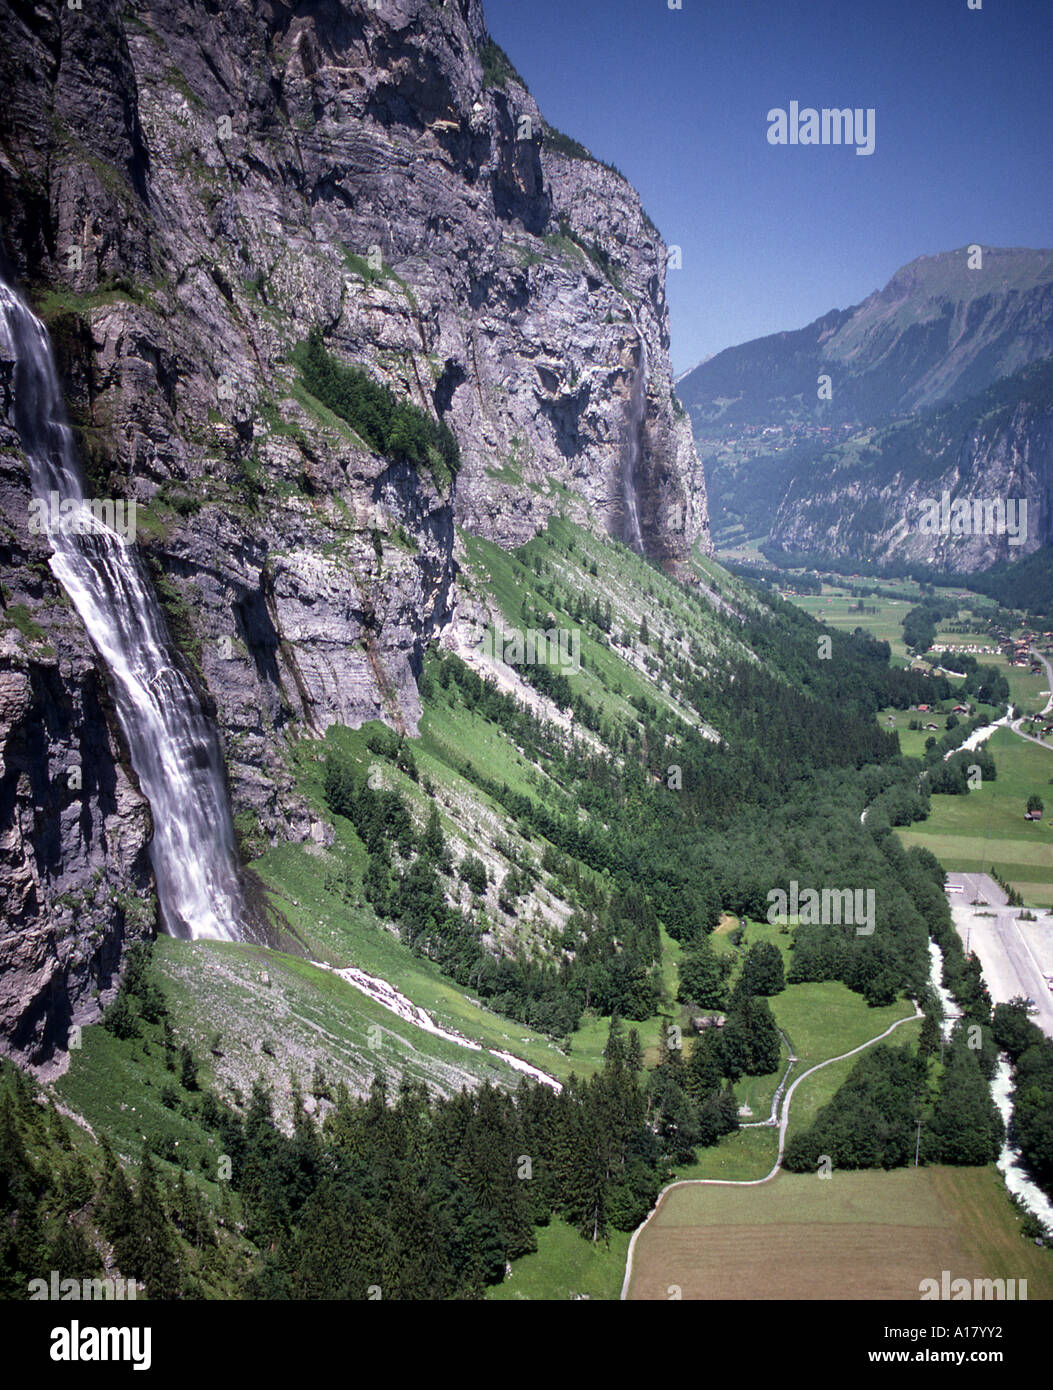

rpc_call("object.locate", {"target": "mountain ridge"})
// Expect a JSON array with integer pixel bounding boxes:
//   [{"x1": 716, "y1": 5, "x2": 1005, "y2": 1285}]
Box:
[{"x1": 680, "y1": 244, "x2": 1053, "y2": 567}]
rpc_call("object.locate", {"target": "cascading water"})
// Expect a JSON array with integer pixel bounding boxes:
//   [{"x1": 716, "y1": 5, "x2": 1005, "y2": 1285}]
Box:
[
  {"x1": 928, "y1": 936, "x2": 1053, "y2": 1233},
  {"x1": 0, "y1": 278, "x2": 245, "y2": 941},
  {"x1": 621, "y1": 333, "x2": 647, "y2": 555}
]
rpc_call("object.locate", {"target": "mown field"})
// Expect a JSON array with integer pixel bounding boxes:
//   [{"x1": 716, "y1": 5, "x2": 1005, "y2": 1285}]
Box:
[
  {"x1": 627, "y1": 1166, "x2": 1053, "y2": 1300},
  {"x1": 897, "y1": 727, "x2": 1053, "y2": 905},
  {"x1": 789, "y1": 589, "x2": 916, "y2": 661}
]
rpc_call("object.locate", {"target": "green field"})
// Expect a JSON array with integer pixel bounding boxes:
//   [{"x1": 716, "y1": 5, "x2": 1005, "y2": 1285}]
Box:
[
  {"x1": 488, "y1": 1219, "x2": 630, "y2": 1301},
  {"x1": 782, "y1": 586, "x2": 1044, "y2": 715},
  {"x1": 669, "y1": 975, "x2": 919, "y2": 1182},
  {"x1": 877, "y1": 706, "x2": 940, "y2": 758},
  {"x1": 628, "y1": 1166, "x2": 1053, "y2": 1300},
  {"x1": 897, "y1": 727, "x2": 1053, "y2": 904},
  {"x1": 790, "y1": 588, "x2": 915, "y2": 660}
]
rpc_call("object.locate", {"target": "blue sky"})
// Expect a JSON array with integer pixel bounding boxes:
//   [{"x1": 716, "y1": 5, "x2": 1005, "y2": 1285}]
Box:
[{"x1": 481, "y1": 0, "x2": 1053, "y2": 374}]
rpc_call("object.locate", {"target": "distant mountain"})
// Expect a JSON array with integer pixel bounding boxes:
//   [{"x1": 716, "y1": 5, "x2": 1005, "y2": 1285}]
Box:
[
  {"x1": 678, "y1": 247, "x2": 1053, "y2": 566},
  {"x1": 680, "y1": 247, "x2": 1053, "y2": 429},
  {"x1": 768, "y1": 355, "x2": 1053, "y2": 571}
]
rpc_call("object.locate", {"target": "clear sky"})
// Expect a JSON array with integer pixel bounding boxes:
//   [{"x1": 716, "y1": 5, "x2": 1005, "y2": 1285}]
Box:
[{"x1": 481, "y1": 0, "x2": 1053, "y2": 374}]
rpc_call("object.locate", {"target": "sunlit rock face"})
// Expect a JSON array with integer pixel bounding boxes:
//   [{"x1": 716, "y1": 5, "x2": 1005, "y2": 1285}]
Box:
[{"x1": 0, "y1": 0, "x2": 709, "y2": 1059}]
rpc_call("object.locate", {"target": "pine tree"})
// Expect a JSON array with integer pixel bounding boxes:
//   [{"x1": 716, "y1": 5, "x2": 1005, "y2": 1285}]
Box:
[
  {"x1": 918, "y1": 1011, "x2": 940, "y2": 1059},
  {"x1": 603, "y1": 1014, "x2": 625, "y2": 1068},
  {"x1": 625, "y1": 1029, "x2": 643, "y2": 1074},
  {"x1": 133, "y1": 1153, "x2": 181, "y2": 1299},
  {"x1": 98, "y1": 1146, "x2": 138, "y2": 1270},
  {"x1": 102, "y1": 988, "x2": 140, "y2": 1041},
  {"x1": 179, "y1": 1042, "x2": 199, "y2": 1091},
  {"x1": 684, "y1": 1029, "x2": 723, "y2": 1102},
  {"x1": 50, "y1": 1217, "x2": 102, "y2": 1279},
  {"x1": 421, "y1": 805, "x2": 451, "y2": 870}
]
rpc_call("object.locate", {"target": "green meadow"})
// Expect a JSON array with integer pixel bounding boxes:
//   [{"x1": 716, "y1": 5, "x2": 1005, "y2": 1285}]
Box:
[{"x1": 897, "y1": 726, "x2": 1053, "y2": 904}]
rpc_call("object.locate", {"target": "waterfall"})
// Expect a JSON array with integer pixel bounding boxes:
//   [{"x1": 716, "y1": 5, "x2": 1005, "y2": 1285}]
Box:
[
  {"x1": 621, "y1": 334, "x2": 647, "y2": 554},
  {"x1": 0, "y1": 279, "x2": 245, "y2": 941}
]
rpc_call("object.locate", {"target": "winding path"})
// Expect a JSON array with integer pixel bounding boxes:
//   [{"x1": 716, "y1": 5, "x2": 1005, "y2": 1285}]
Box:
[
  {"x1": 1031, "y1": 647, "x2": 1053, "y2": 718},
  {"x1": 619, "y1": 1000, "x2": 924, "y2": 1300},
  {"x1": 999, "y1": 647, "x2": 1053, "y2": 749}
]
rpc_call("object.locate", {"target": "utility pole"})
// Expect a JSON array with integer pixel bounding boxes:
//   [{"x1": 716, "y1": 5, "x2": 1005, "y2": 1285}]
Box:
[{"x1": 915, "y1": 1115, "x2": 922, "y2": 1167}]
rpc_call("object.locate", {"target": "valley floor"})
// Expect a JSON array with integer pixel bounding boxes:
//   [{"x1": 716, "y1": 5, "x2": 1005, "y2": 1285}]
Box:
[{"x1": 626, "y1": 1167, "x2": 1053, "y2": 1300}]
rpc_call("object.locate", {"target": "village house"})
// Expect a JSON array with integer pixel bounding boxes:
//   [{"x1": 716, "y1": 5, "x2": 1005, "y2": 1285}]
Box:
[{"x1": 691, "y1": 1014, "x2": 726, "y2": 1033}]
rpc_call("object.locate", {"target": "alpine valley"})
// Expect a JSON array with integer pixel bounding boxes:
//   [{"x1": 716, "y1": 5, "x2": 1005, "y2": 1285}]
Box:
[{"x1": 1, "y1": 0, "x2": 1052, "y2": 1311}]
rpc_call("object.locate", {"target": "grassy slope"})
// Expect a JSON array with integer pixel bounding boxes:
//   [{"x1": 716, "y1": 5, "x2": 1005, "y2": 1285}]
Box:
[
  {"x1": 45, "y1": 525, "x2": 1031, "y2": 1299},
  {"x1": 486, "y1": 1220, "x2": 630, "y2": 1301},
  {"x1": 60, "y1": 522, "x2": 763, "y2": 1140}
]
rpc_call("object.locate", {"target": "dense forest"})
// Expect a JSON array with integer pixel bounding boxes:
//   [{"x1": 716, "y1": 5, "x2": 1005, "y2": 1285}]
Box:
[{"x1": 0, "y1": 1002, "x2": 674, "y2": 1301}]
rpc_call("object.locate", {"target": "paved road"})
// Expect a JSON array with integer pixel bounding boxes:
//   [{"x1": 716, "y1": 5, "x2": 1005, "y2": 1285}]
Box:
[
  {"x1": 1004, "y1": 649, "x2": 1053, "y2": 746},
  {"x1": 946, "y1": 871, "x2": 1053, "y2": 1041}
]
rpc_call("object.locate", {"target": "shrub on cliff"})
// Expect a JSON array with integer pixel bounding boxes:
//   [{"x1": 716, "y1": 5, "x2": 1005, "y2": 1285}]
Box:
[{"x1": 294, "y1": 328, "x2": 460, "y2": 488}]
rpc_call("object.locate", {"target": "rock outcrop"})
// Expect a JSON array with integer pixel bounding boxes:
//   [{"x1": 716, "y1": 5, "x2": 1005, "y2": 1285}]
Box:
[
  {"x1": 0, "y1": 401, "x2": 154, "y2": 1070},
  {"x1": 0, "y1": 0, "x2": 708, "y2": 1060},
  {"x1": 768, "y1": 358, "x2": 1053, "y2": 571}
]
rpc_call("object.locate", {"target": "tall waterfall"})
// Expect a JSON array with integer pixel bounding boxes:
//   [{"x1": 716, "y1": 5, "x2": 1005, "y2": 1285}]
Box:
[
  {"x1": 0, "y1": 279, "x2": 245, "y2": 941},
  {"x1": 621, "y1": 334, "x2": 647, "y2": 555}
]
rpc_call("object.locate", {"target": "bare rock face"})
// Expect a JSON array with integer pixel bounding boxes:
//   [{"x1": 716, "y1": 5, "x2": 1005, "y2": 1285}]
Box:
[
  {"x1": 770, "y1": 396, "x2": 1053, "y2": 571},
  {"x1": 0, "y1": 0, "x2": 710, "y2": 1054},
  {"x1": 0, "y1": 408, "x2": 154, "y2": 1070}
]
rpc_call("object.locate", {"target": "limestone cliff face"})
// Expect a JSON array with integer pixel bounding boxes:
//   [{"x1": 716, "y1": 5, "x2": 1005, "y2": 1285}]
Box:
[
  {"x1": 0, "y1": 0, "x2": 708, "y2": 1057},
  {"x1": 0, "y1": 379, "x2": 154, "y2": 1069}
]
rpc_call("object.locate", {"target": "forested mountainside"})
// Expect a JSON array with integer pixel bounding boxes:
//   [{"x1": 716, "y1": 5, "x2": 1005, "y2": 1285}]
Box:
[
  {"x1": 0, "y1": 0, "x2": 707, "y2": 1060},
  {"x1": 679, "y1": 246, "x2": 1053, "y2": 570}
]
